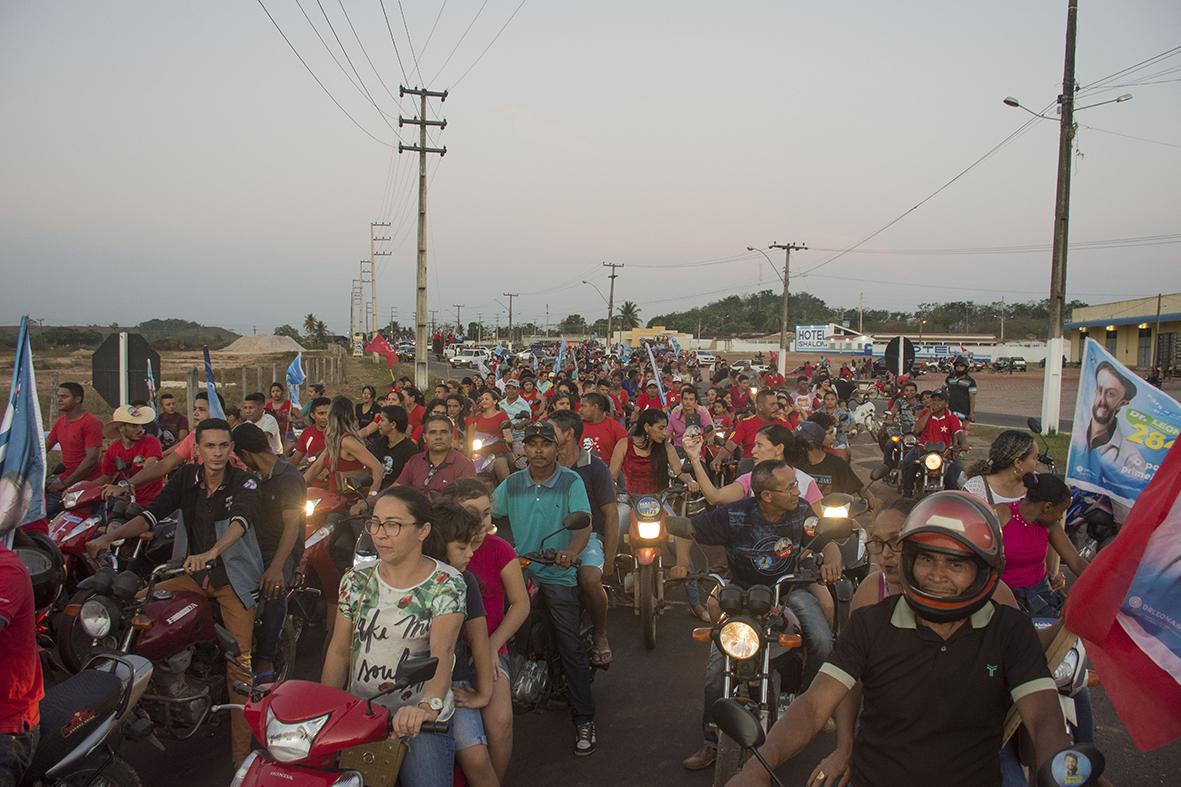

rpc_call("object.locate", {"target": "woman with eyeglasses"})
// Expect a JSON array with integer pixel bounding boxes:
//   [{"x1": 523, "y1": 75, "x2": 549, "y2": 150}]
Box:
[{"x1": 321, "y1": 486, "x2": 467, "y2": 786}]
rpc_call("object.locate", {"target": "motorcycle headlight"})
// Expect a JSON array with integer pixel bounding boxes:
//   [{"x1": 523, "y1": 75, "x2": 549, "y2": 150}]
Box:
[
  {"x1": 472, "y1": 438, "x2": 484, "y2": 451},
  {"x1": 1053, "y1": 648, "x2": 1080, "y2": 687},
  {"x1": 636, "y1": 519, "x2": 662, "y2": 541},
  {"x1": 63, "y1": 489, "x2": 83, "y2": 509},
  {"x1": 923, "y1": 453, "x2": 944, "y2": 471},
  {"x1": 717, "y1": 619, "x2": 762, "y2": 661},
  {"x1": 229, "y1": 751, "x2": 261, "y2": 787},
  {"x1": 80, "y1": 599, "x2": 112, "y2": 638},
  {"x1": 304, "y1": 498, "x2": 319, "y2": 517},
  {"x1": 822, "y1": 503, "x2": 850, "y2": 519},
  {"x1": 265, "y1": 708, "x2": 330, "y2": 763},
  {"x1": 331, "y1": 774, "x2": 364, "y2": 787}
]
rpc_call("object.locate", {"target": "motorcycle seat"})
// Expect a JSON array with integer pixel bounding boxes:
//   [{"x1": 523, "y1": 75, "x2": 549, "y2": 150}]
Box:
[{"x1": 23, "y1": 670, "x2": 123, "y2": 783}]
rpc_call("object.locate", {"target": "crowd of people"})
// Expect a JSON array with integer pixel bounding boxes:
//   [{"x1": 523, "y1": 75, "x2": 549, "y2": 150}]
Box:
[{"x1": 0, "y1": 342, "x2": 1113, "y2": 787}]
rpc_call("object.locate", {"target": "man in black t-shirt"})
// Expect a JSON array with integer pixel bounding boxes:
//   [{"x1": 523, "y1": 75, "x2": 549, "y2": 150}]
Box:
[
  {"x1": 369, "y1": 405, "x2": 418, "y2": 490},
  {"x1": 796, "y1": 419, "x2": 865, "y2": 496},
  {"x1": 943, "y1": 355, "x2": 978, "y2": 425},
  {"x1": 727, "y1": 492, "x2": 1076, "y2": 787}
]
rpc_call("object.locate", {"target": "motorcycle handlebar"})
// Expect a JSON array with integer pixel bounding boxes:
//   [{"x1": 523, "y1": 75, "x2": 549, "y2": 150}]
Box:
[
  {"x1": 521, "y1": 552, "x2": 582, "y2": 568},
  {"x1": 419, "y1": 721, "x2": 450, "y2": 734}
]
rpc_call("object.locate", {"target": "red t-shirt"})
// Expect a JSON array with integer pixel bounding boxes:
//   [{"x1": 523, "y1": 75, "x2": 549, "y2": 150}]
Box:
[
  {"x1": 763, "y1": 371, "x2": 785, "y2": 389},
  {"x1": 918, "y1": 411, "x2": 963, "y2": 447},
  {"x1": 266, "y1": 400, "x2": 292, "y2": 436},
  {"x1": 730, "y1": 415, "x2": 792, "y2": 456},
  {"x1": 635, "y1": 393, "x2": 664, "y2": 412},
  {"x1": 47, "y1": 412, "x2": 104, "y2": 481},
  {"x1": 407, "y1": 404, "x2": 426, "y2": 432},
  {"x1": 294, "y1": 424, "x2": 326, "y2": 463},
  {"x1": 468, "y1": 534, "x2": 517, "y2": 655},
  {"x1": 581, "y1": 418, "x2": 629, "y2": 463},
  {"x1": 728, "y1": 385, "x2": 752, "y2": 412},
  {"x1": 0, "y1": 545, "x2": 43, "y2": 732},
  {"x1": 467, "y1": 412, "x2": 511, "y2": 442},
  {"x1": 100, "y1": 435, "x2": 164, "y2": 505}
]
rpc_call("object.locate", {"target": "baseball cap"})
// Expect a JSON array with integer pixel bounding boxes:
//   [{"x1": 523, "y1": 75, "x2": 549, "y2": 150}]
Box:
[
  {"x1": 503, "y1": 377, "x2": 520, "y2": 389},
  {"x1": 522, "y1": 423, "x2": 557, "y2": 443},
  {"x1": 795, "y1": 421, "x2": 826, "y2": 445}
]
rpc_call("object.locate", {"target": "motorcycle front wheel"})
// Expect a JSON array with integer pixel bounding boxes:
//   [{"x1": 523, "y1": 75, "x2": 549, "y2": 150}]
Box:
[
  {"x1": 639, "y1": 562, "x2": 657, "y2": 650},
  {"x1": 60, "y1": 754, "x2": 143, "y2": 787}
]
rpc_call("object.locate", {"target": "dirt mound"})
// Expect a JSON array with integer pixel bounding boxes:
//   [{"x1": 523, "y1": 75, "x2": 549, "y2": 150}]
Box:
[{"x1": 221, "y1": 335, "x2": 306, "y2": 354}]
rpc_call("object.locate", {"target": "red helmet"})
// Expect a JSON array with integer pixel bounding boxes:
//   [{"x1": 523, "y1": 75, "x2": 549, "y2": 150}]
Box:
[{"x1": 899, "y1": 491, "x2": 1004, "y2": 623}]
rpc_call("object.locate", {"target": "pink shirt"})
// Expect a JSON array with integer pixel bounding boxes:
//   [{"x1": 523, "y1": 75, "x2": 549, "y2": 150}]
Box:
[
  {"x1": 736, "y1": 469, "x2": 822, "y2": 506},
  {"x1": 468, "y1": 534, "x2": 517, "y2": 655},
  {"x1": 1001, "y1": 501, "x2": 1049, "y2": 589}
]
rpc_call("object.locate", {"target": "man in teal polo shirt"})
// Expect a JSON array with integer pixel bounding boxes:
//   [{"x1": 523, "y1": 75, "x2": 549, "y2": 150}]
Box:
[{"x1": 491, "y1": 422, "x2": 599, "y2": 757}]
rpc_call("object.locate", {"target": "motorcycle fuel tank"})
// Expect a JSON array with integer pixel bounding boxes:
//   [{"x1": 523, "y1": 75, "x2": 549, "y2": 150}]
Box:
[{"x1": 136, "y1": 591, "x2": 216, "y2": 661}]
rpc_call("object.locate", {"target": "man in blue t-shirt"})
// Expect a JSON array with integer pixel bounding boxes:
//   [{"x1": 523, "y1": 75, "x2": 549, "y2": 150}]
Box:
[
  {"x1": 491, "y1": 423, "x2": 598, "y2": 757},
  {"x1": 672, "y1": 460, "x2": 842, "y2": 771}
]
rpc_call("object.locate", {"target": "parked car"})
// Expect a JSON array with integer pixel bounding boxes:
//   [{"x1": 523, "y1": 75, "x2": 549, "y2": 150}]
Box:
[
  {"x1": 449, "y1": 348, "x2": 491, "y2": 368},
  {"x1": 696, "y1": 352, "x2": 717, "y2": 365},
  {"x1": 993, "y1": 356, "x2": 1028, "y2": 372}
]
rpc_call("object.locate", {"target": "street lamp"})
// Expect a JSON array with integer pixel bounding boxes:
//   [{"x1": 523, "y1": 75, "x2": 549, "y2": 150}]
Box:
[
  {"x1": 582, "y1": 280, "x2": 611, "y2": 340},
  {"x1": 748, "y1": 244, "x2": 804, "y2": 377},
  {"x1": 919, "y1": 319, "x2": 927, "y2": 344}
]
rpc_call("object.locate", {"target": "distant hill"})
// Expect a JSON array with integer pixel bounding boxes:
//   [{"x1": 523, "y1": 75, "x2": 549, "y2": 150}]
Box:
[{"x1": 0, "y1": 319, "x2": 240, "y2": 350}]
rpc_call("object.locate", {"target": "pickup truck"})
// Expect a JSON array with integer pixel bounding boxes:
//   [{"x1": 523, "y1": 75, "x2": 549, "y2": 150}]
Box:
[{"x1": 449, "y1": 348, "x2": 491, "y2": 368}]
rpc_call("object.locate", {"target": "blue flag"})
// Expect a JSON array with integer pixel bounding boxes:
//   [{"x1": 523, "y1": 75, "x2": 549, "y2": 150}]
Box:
[
  {"x1": 0, "y1": 316, "x2": 47, "y2": 535},
  {"x1": 532, "y1": 353, "x2": 539, "y2": 373},
  {"x1": 557, "y1": 336, "x2": 567, "y2": 371},
  {"x1": 146, "y1": 358, "x2": 157, "y2": 405},
  {"x1": 286, "y1": 353, "x2": 305, "y2": 409},
  {"x1": 202, "y1": 346, "x2": 226, "y2": 419},
  {"x1": 644, "y1": 342, "x2": 667, "y2": 407},
  {"x1": 670, "y1": 337, "x2": 682, "y2": 355}
]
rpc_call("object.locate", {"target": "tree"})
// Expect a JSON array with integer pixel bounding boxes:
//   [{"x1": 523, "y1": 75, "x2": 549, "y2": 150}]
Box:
[
  {"x1": 274, "y1": 324, "x2": 302, "y2": 342},
  {"x1": 313, "y1": 320, "x2": 329, "y2": 342},
  {"x1": 303, "y1": 313, "x2": 319, "y2": 337},
  {"x1": 559, "y1": 314, "x2": 587, "y2": 334},
  {"x1": 617, "y1": 301, "x2": 641, "y2": 330}
]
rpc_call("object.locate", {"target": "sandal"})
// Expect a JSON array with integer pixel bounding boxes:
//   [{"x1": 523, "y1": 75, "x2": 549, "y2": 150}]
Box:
[{"x1": 590, "y1": 644, "x2": 614, "y2": 667}]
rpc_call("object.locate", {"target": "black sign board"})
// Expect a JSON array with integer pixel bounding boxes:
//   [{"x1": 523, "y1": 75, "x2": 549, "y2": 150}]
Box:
[
  {"x1": 91, "y1": 333, "x2": 161, "y2": 408},
  {"x1": 883, "y1": 336, "x2": 916, "y2": 376}
]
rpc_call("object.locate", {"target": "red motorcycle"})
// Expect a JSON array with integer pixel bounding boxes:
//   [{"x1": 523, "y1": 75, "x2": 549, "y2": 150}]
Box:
[
  {"x1": 298, "y1": 484, "x2": 366, "y2": 636},
  {"x1": 222, "y1": 657, "x2": 447, "y2": 786},
  {"x1": 47, "y1": 479, "x2": 105, "y2": 587}
]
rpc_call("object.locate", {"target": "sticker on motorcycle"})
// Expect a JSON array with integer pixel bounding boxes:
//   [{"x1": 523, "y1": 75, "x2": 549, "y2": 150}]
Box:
[
  {"x1": 165, "y1": 603, "x2": 199, "y2": 625},
  {"x1": 635, "y1": 497, "x2": 662, "y2": 519},
  {"x1": 62, "y1": 709, "x2": 96, "y2": 736}
]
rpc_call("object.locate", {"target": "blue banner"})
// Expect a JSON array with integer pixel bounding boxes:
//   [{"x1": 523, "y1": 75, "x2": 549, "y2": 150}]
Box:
[
  {"x1": 286, "y1": 353, "x2": 305, "y2": 409},
  {"x1": 1067, "y1": 338, "x2": 1180, "y2": 506},
  {"x1": 644, "y1": 342, "x2": 667, "y2": 407},
  {"x1": 202, "y1": 346, "x2": 226, "y2": 420},
  {"x1": 0, "y1": 316, "x2": 47, "y2": 534},
  {"x1": 557, "y1": 336, "x2": 567, "y2": 371}
]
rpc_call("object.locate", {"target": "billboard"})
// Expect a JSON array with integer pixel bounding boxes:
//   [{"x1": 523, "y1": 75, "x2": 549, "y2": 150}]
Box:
[{"x1": 795, "y1": 324, "x2": 829, "y2": 353}]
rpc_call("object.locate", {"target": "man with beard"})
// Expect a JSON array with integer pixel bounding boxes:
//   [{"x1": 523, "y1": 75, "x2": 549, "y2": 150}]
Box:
[{"x1": 1071, "y1": 361, "x2": 1146, "y2": 489}]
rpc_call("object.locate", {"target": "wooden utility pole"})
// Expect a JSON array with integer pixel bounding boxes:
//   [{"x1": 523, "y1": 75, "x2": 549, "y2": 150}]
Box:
[
  {"x1": 399, "y1": 85, "x2": 448, "y2": 389},
  {"x1": 503, "y1": 293, "x2": 519, "y2": 348},
  {"x1": 603, "y1": 262, "x2": 624, "y2": 344},
  {"x1": 769, "y1": 242, "x2": 808, "y2": 375},
  {"x1": 1039, "y1": 0, "x2": 1078, "y2": 435}
]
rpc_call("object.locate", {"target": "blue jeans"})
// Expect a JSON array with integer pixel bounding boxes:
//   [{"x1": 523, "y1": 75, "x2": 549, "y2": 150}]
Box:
[
  {"x1": 0, "y1": 727, "x2": 38, "y2": 787},
  {"x1": 701, "y1": 588, "x2": 832, "y2": 744},
  {"x1": 255, "y1": 556, "x2": 295, "y2": 664},
  {"x1": 1011, "y1": 579, "x2": 1065, "y2": 618},
  {"x1": 399, "y1": 730, "x2": 455, "y2": 787},
  {"x1": 538, "y1": 582, "x2": 595, "y2": 724}
]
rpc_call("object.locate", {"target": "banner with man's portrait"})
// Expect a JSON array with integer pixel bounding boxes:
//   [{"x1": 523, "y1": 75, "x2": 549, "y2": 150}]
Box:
[{"x1": 1067, "y1": 338, "x2": 1181, "y2": 506}]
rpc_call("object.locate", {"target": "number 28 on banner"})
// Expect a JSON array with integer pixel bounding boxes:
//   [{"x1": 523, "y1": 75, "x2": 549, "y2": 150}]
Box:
[{"x1": 1126, "y1": 411, "x2": 1179, "y2": 452}]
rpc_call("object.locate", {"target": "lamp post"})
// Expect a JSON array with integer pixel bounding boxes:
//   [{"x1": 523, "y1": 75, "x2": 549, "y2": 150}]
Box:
[{"x1": 581, "y1": 280, "x2": 610, "y2": 338}]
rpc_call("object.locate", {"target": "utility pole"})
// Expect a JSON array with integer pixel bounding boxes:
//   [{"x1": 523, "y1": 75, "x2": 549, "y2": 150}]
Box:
[
  {"x1": 370, "y1": 221, "x2": 391, "y2": 335},
  {"x1": 1039, "y1": 0, "x2": 1078, "y2": 435},
  {"x1": 399, "y1": 85, "x2": 448, "y2": 388},
  {"x1": 768, "y1": 242, "x2": 807, "y2": 376},
  {"x1": 359, "y1": 260, "x2": 375, "y2": 334},
  {"x1": 453, "y1": 304, "x2": 464, "y2": 334},
  {"x1": 858, "y1": 292, "x2": 864, "y2": 334},
  {"x1": 476, "y1": 313, "x2": 483, "y2": 344},
  {"x1": 503, "y1": 293, "x2": 519, "y2": 348},
  {"x1": 545, "y1": 304, "x2": 550, "y2": 337},
  {"x1": 999, "y1": 296, "x2": 1006, "y2": 342},
  {"x1": 429, "y1": 310, "x2": 439, "y2": 335},
  {"x1": 350, "y1": 278, "x2": 363, "y2": 339},
  {"x1": 603, "y1": 262, "x2": 624, "y2": 344},
  {"x1": 1151, "y1": 292, "x2": 1163, "y2": 370}
]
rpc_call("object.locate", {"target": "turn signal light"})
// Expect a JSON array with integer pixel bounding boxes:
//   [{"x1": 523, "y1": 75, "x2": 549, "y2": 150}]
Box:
[
  {"x1": 1086, "y1": 670, "x2": 1101, "y2": 687},
  {"x1": 777, "y1": 634, "x2": 802, "y2": 648},
  {"x1": 691, "y1": 627, "x2": 712, "y2": 642},
  {"x1": 64, "y1": 603, "x2": 81, "y2": 618},
  {"x1": 131, "y1": 615, "x2": 154, "y2": 630}
]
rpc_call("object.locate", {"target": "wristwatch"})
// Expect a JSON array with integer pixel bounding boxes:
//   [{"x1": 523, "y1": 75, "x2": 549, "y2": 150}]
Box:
[{"x1": 418, "y1": 696, "x2": 444, "y2": 713}]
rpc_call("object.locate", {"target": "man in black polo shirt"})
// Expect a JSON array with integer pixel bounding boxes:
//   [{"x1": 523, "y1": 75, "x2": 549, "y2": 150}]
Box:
[
  {"x1": 231, "y1": 422, "x2": 306, "y2": 680},
  {"x1": 943, "y1": 355, "x2": 978, "y2": 425},
  {"x1": 728, "y1": 491, "x2": 1073, "y2": 787},
  {"x1": 85, "y1": 418, "x2": 263, "y2": 768}
]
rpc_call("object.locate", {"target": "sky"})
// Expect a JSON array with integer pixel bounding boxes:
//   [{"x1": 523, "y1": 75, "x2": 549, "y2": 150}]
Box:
[{"x1": 2, "y1": 1, "x2": 1180, "y2": 337}]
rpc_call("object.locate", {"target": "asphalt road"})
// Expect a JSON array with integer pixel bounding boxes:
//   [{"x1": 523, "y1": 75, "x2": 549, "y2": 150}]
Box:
[
  {"x1": 977, "y1": 411, "x2": 1075, "y2": 432},
  {"x1": 120, "y1": 438, "x2": 1178, "y2": 786}
]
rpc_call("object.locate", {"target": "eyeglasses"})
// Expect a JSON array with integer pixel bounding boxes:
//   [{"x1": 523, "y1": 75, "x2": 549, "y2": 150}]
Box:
[
  {"x1": 365, "y1": 517, "x2": 415, "y2": 537},
  {"x1": 768, "y1": 481, "x2": 800, "y2": 495},
  {"x1": 865, "y1": 537, "x2": 903, "y2": 555}
]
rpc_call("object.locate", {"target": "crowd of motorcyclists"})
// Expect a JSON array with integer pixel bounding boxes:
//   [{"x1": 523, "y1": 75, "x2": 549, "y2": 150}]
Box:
[{"x1": 0, "y1": 341, "x2": 1116, "y2": 786}]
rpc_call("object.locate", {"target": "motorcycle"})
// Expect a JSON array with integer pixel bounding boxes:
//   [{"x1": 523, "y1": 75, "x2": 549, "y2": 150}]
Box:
[
  {"x1": 299, "y1": 479, "x2": 368, "y2": 634},
  {"x1": 62, "y1": 560, "x2": 299, "y2": 745},
  {"x1": 20, "y1": 653, "x2": 155, "y2": 787},
  {"x1": 906, "y1": 440, "x2": 962, "y2": 500},
  {"x1": 508, "y1": 518, "x2": 605, "y2": 715},
  {"x1": 219, "y1": 656, "x2": 448, "y2": 786},
  {"x1": 846, "y1": 393, "x2": 879, "y2": 442},
  {"x1": 666, "y1": 512, "x2": 856, "y2": 787}
]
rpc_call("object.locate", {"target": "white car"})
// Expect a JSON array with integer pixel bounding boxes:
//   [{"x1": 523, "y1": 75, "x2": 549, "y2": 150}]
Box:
[
  {"x1": 696, "y1": 352, "x2": 717, "y2": 365},
  {"x1": 449, "y1": 348, "x2": 491, "y2": 368}
]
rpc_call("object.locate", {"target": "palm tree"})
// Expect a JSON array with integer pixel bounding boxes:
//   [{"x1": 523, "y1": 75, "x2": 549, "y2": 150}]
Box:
[
  {"x1": 302, "y1": 313, "x2": 319, "y2": 337},
  {"x1": 617, "y1": 301, "x2": 641, "y2": 330}
]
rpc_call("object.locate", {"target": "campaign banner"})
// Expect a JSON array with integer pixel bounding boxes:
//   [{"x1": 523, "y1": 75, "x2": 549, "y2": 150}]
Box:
[
  {"x1": 1066, "y1": 338, "x2": 1180, "y2": 507},
  {"x1": 795, "y1": 324, "x2": 828, "y2": 352}
]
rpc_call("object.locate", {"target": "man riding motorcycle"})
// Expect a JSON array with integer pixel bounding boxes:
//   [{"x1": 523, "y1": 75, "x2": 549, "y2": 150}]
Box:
[
  {"x1": 671, "y1": 460, "x2": 841, "y2": 771},
  {"x1": 726, "y1": 491, "x2": 1090, "y2": 787},
  {"x1": 901, "y1": 390, "x2": 967, "y2": 496}
]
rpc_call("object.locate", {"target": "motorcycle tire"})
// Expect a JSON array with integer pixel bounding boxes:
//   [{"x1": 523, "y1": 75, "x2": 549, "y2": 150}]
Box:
[
  {"x1": 639, "y1": 562, "x2": 657, "y2": 651},
  {"x1": 271, "y1": 615, "x2": 302, "y2": 684},
  {"x1": 60, "y1": 754, "x2": 142, "y2": 787}
]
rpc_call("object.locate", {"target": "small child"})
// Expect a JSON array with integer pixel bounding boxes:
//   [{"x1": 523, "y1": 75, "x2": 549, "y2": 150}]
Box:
[{"x1": 425, "y1": 500, "x2": 499, "y2": 787}]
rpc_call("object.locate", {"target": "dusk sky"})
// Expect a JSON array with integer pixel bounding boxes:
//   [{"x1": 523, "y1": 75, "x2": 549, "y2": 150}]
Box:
[{"x1": 3, "y1": 1, "x2": 1179, "y2": 336}]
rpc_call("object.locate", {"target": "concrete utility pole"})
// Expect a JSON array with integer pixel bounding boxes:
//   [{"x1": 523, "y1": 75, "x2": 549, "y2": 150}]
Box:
[
  {"x1": 602, "y1": 262, "x2": 624, "y2": 345},
  {"x1": 999, "y1": 296, "x2": 1006, "y2": 342},
  {"x1": 1039, "y1": 0, "x2": 1078, "y2": 435},
  {"x1": 476, "y1": 313, "x2": 483, "y2": 343},
  {"x1": 399, "y1": 85, "x2": 448, "y2": 388},
  {"x1": 1151, "y1": 292, "x2": 1163, "y2": 370},
  {"x1": 359, "y1": 260, "x2": 375, "y2": 334},
  {"x1": 429, "y1": 310, "x2": 439, "y2": 335},
  {"x1": 453, "y1": 304, "x2": 464, "y2": 334},
  {"x1": 769, "y1": 242, "x2": 808, "y2": 376},
  {"x1": 503, "y1": 293, "x2": 518, "y2": 348},
  {"x1": 350, "y1": 278, "x2": 364, "y2": 339},
  {"x1": 858, "y1": 292, "x2": 864, "y2": 333},
  {"x1": 545, "y1": 304, "x2": 550, "y2": 337},
  {"x1": 371, "y1": 221, "x2": 391, "y2": 334}
]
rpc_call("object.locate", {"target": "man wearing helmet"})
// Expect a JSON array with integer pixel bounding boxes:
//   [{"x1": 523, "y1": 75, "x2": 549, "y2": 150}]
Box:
[
  {"x1": 943, "y1": 355, "x2": 977, "y2": 425},
  {"x1": 727, "y1": 492, "x2": 1076, "y2": 787}
]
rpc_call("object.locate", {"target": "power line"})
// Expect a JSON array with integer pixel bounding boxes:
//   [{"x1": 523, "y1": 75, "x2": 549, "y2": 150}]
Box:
[
  {"x1": 452, "y1": 0, "x2": 530, "y2": 88},
  {"x1": 1078, "y1": 124, "x2": 1181, "y2": 151},
  {"x1": 431, "y1": 0, "x2": 490, "y2": 83},
  {"x1": 1078, "y1": 44, "x2": 1181, "y2": 93},
  {"x1": 335, "y1": 0, "x2": 408, "y2": 111},
  {"x1": 397, "y1": 0, "x2": 426, "y2": 85},
  {"x1": 378, "y1": 0, "x2": 412, "y2": 86},
  {"x1": 807, "y1": 233, "x2": 1181, "y2": 255},
  {"x1": 420, "y1": 0, "x2": 449, "y2": 61},
  {"x1": 254, "y1": 0, "x2": 396, "y2": 148}
]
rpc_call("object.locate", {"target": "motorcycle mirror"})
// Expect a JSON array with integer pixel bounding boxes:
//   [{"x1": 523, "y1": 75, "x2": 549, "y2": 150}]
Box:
[
  {"x1": 665, "y1": 516, "x2": 694, "y2": 539},
  {"x1": 563, "y1": 513, "x2": 591, "y2": 531},
  {"x1": 1036, "y1": 743, "x2": 1104, "y2": 786},
  {"x1": 1027, "y1": 417, "x2": 1043, "y2": 435},
  {"x1": 395, "y1": 656, "x2": 439, "y2": 687},
  {"x1": 214, "y1": 623, "x2": 241, "y2": 658},
  {"x1": 712, "y1": 698, "x2": 765, "y2": 749}
]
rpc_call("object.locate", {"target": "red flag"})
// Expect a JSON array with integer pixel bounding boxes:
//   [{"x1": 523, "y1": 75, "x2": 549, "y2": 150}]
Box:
[{"x1": 1064, "y1": 439, "x2": 1181, "y2": 751}]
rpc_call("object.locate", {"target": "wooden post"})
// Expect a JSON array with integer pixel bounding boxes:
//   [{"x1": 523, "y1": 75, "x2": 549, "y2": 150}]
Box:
[
  {"x1": 49, "y1": 373, "x2": 60, "y2": 422},
  {"x1": 186, "y1": 367, "x2": 198, "y2": 419},
  {"x1": 271, "y1": 363, "x2": 277, "y2": 385},
  {"x1": 241, "y1": 366, "x2": 248, "y2": 396},
  {"x1": 257, "y1": 366, "x2": 263, "y2": 392}
]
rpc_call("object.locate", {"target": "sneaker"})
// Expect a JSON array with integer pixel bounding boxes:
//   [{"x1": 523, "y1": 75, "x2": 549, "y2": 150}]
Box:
[
  {"x1": 574, "y1": 722, "x2": 598, "y2": 756},
  {"x1": 682, "y1": 744, "x2": 717, "y2": 770}
]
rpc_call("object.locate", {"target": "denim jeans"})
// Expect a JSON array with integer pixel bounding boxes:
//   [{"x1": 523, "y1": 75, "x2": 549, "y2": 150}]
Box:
[
  {"x1": 538, "y1": 582, "x2": 595, "y2": 724},
  {"x1": 900, "y1": 448, "x2": 963, "y2": 496},
  {"x1": 701, "y1": 588, "x2": 833, "y2": 744},
  {"x1": 255, "y1": 556, "x2": 295, "y2": 664},
  {"x1": 399, "y1": 730, "x2": 455, "y2": 787},
  {"x1": 1011, "y1": 578, "x2": 1065, "y2": 618},
  {"x1": 0, "y1": 727, "x2": 38, "y2": 787}
]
